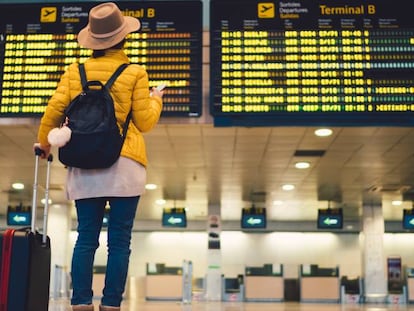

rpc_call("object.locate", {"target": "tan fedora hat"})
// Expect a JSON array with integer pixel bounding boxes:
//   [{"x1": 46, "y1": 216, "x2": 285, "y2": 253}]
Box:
[{"x1": 77, "y1": 2, "x2": 140, "y2": 50}]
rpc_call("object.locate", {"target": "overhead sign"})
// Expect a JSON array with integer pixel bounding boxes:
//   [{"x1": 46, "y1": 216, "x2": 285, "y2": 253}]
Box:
[
  {"x1": 317, "y1": 208, "x2": 343, "y2": 229},
  {"x1": 241, "y1": 207, "x2": 267, "y2": 229},
  {"x1": 403, "y1": 209, "x2": 414, "y2": 230},
  {"x1": 0, "y1": 1, "x2": 203, "y2": 117},
  {"x1": 210, "y1": 0, "x2": 414, "y2": 126},
  {"x1": 162, "y1": 207, "x2": 187, "y2": 228},
  {"x1": 7, "y1": 204, "x2": 31, "y2": 226}
]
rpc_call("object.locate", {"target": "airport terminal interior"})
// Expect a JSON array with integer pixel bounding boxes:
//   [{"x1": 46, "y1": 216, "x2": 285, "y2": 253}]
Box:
[{"x1": 2, "y1": 0, "x2": 414, "y2": 310}]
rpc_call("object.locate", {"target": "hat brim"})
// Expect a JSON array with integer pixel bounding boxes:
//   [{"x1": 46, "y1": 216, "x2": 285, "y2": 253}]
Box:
[{"x1": 77, "y1": 16, "x2": 140, "y2": 50}]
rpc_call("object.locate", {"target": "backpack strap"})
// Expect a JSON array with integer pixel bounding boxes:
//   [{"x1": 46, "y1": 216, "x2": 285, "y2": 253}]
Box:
[
  {"x1": 78, "y1": 63, "x2": 88, "y2": 90},
  {"x1": 105, "y1": 63, "x2": 129, "y2": 89},
  {"x1": 121, "y1": 112, "x2": 132, "y2": 138},
  {"x1": 105, "y1": 64, "x2": 131, "y2": 139},
  {"x1": 78, "y1": 63, "x2": 128, "y2": 90}
]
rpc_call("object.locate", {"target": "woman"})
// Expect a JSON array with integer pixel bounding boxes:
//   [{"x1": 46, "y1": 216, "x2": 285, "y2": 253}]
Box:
[{"x1": 34, "y1": 2, "x2": 163, "y2": 311}]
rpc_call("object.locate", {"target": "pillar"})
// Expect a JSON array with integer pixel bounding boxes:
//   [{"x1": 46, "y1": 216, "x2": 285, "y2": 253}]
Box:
[
  {"x1": 361, "y1": 202, "x2": 387, "y2": 303},
  {"x1": 205, "y1": 203, "x2": 222, "y2": 301}
]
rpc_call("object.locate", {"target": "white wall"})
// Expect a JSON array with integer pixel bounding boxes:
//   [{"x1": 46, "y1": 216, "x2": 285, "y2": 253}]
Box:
[{"x1": 383, "y1": 233, "x2": 414, "y2": 266}]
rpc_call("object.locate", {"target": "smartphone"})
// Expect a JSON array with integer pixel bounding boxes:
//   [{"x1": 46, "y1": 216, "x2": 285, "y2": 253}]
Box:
[{"x1": 155, "y1": 84, "x2": 166, "y2": 91}]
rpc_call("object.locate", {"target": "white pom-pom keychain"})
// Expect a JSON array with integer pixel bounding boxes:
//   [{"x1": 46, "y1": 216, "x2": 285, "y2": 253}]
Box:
[{"x1": 48, "y1": 126, "x2": 72, "y2": 147}]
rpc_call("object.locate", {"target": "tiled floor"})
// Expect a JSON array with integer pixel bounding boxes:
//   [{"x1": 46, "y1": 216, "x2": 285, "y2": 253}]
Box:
[{"x1": 49, "y1": 299, "x2": 412, "y2": 311}]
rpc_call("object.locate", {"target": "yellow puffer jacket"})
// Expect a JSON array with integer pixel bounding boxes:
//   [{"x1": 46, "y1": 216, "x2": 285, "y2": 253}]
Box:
[{"x1": 37, "y1": 49, "x2": 163, "y2": 167}]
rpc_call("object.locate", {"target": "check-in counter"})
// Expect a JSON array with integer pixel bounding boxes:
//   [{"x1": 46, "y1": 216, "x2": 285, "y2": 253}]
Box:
[
  {"x1": 244, "y1": 264, "x2": 284, "y2": 302},
  {"x1": 300, "y1": 264, "x2": 340, "y2": 303},
  {"x1": 145, "y1": 263, "x2": 183, "y2": 301}
]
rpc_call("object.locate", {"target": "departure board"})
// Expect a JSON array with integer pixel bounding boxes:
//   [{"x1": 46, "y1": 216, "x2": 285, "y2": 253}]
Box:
[
  {"x1": 210, "y1": 0, "x2": 414, "y2": 126},
  {"x1": 0, "y1": 1, "x2": 202, "y2": 117}
]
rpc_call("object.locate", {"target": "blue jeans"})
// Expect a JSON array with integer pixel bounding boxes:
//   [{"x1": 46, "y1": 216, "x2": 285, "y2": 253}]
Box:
[{"x1": 70, "y1": 196, "x2": 139, "y2": 307}]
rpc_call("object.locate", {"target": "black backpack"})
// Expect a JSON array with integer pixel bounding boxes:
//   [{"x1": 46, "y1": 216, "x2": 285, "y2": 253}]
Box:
[{"x1": 58, "y1": 63, "x2": 131, "y2": 169}]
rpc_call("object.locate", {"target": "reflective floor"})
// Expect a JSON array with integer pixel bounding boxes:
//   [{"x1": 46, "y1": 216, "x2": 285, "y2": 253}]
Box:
[{"x1": 49, "y1": 299, "x2": 413, "y2": 311}]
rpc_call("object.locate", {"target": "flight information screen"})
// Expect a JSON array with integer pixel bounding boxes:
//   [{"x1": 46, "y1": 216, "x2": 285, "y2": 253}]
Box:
[
  {"x1": 0, "y1": 1, "x2": 202, "y2": 117},
  {"x1": 210, "y1": 0, "x2": 414, "y2": 126}
]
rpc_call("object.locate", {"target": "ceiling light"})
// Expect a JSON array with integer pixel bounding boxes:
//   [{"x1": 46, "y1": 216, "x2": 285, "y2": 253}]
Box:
[
  {"x1": 314, "y1": 128, "x2": 333, "y2": 137},
  {"x1": 282, "y1": 184, "x2": 295, "y2": 191},
  {"x1": 295, "y1": 161, "x2": 310, "y2": 169},
  {"x1": 155, "y1": 199, "x2": 166, "y2": 205},
  {"x1": 41, "y1": 198, "x2": 52, "y2": 205},
  {"x1": 145, "y1": 183, "x2": 157, "y2": 190},
  {"x1": 391, "y1": 200, "x2": 403, "y2": 206},
  {"x1": 12, "y1": 182, "x2": 24, "y2": 190}
]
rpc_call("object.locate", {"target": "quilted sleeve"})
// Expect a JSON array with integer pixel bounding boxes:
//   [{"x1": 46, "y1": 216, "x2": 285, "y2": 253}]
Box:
[
  {"x1": 37, "y1": 63, "x2": 78, "y2": 146},
  {"x1": 130, "y1": 67, "x2": 163, "y2": 133}
]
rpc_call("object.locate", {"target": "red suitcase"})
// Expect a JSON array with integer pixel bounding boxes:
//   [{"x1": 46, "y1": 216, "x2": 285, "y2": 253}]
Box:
[{"x1": 0, "y1": 148, "x2": 52, "y2": 311}]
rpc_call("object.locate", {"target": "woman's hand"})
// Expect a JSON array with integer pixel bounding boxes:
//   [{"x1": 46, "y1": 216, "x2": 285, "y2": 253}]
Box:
[
  {"x1": 33, "y1": 143, "x2": 51, "y2": 159},
  {"x1": 151, "y1": 86, "x2": 165, "y2": 98}
]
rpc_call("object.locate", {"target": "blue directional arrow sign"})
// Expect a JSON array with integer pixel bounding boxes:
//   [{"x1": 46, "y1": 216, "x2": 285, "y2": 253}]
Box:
[
  {"x1": 247, "y1": 217, "x2": 263, "y2": 226},
  {"x1": 162, "y1": 207, "x2": 187, "y2": 228},
  {"x1": 12, "y1": 214, "x2": 28, "y2": 223},
  {"x1": 323, "y1": 217, "x2": 339, "y2": 226},
  {"x1": 403, "y1": 209, "x2": 414, "y2": 229},
  {"x1": 168, "y1": 216, "x2": 183, "y2": 225},
  {"x1": 241, "y1": 207, "x2": 267, "y2": 229},
  {"x1": 7, "y1": 210, "x2": 31, "y2": 226},
  {"x1": 317, "y1": 208, "x2": 343, "y2": 229}
]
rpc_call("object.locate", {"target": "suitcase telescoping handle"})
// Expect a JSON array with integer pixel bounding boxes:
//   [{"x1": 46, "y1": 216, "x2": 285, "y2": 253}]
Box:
[{"x1": 32, "y1": 147, "x2": 53, "y2": 244}]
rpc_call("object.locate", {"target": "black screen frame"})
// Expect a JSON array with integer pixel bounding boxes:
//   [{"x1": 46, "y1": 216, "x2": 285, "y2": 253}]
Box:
[
  {"x1": 403, "y1": 209, "x2": 414, "y2": 230},
  {"x1": 7, "y1": 205, "x2": 31, "y2": 226},
  {"x1": 317, "y1": 208, "x2": 343, "y2": 230},
  {"x1": 162, "y1": 208, "x2": 187, "y2": 228},
  {"x1": 241, "y1": 207, "x2": 267, "y2": 229}
]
